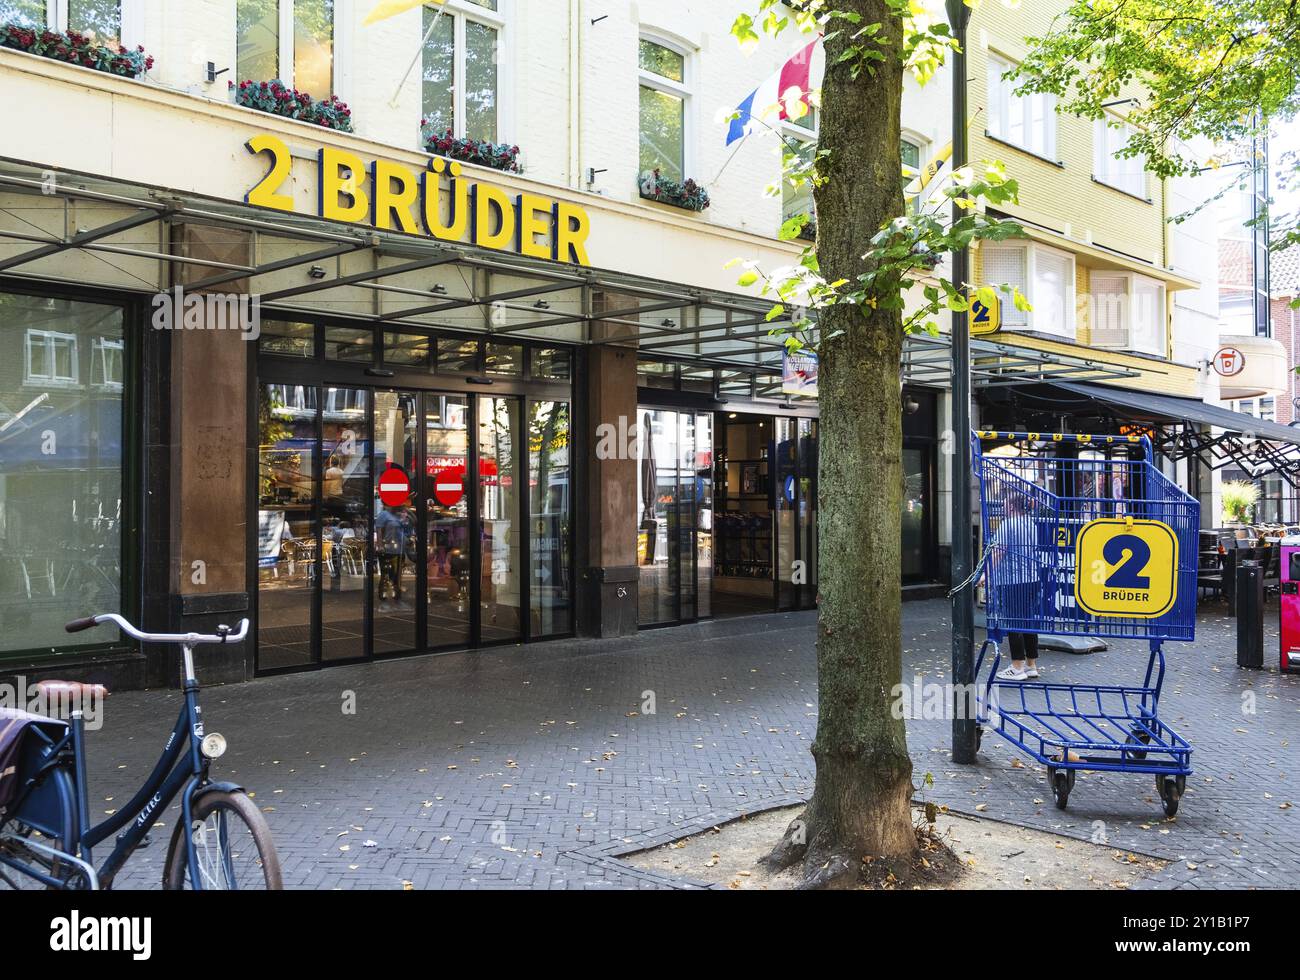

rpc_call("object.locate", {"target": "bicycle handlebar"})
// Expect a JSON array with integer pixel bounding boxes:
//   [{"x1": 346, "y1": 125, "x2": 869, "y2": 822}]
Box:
[{"x1": 64, "y1": 613, "x2": 250, "y2": 645}]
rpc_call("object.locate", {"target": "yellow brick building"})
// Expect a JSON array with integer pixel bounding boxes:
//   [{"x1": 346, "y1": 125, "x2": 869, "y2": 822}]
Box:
[{"x1": 964, "y1": 0, "x2": 1201, "y2": 397}]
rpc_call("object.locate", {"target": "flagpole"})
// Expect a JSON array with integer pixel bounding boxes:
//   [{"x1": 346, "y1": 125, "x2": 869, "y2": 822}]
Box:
[{"x1": 388, "y1": 5, "x2": 446, "y2": 110}]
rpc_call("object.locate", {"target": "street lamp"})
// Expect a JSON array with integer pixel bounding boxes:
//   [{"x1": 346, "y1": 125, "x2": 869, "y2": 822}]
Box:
[{"x1": 946, "y1": 0, "x2": 977, "y2": 765}]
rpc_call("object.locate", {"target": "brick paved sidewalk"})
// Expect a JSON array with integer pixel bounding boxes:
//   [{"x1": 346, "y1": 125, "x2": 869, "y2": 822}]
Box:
[{"x1": 77, "y1": 600, "x2": 1297, "y2": 889}]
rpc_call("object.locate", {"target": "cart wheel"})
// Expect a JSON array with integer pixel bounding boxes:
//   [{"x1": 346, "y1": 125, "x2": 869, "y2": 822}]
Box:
[
  {"x1": 1126, "y1": 728, "x2": 1152, "y2": 761},
  {"x1": 1157, "y1": 775, "x2": 1185, "y2": 818},
  {"x1": 1049, "y1": 767, "x2": 1074, "y2": 810}
]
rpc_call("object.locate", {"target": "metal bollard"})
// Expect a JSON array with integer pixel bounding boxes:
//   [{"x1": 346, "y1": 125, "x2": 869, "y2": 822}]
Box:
[{"x1": 1236, "y1": 559, "x2": 1264, "y2": 669}]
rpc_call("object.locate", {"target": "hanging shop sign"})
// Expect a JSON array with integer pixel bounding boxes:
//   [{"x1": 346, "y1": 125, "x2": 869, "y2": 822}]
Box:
[
  {"x1": 243, "y1": 134, "x2": 592, "y2": 266},
  {"x1": 970, "y1": 294, "x2": 1000, "y2": 335},
  {"x1": 1212, "y1": 347, "x2": 1245, "y2": 378},
  {"x1": 1074, "y1": 517, "x2": 1179, "y2": 619},
  {"x1": 782, "y1": 349, "x2": 818, "y2": 398}
]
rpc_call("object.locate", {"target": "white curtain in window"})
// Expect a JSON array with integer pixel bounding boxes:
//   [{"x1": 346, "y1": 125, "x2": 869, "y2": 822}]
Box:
[
  {"x1": 988, "y1": 56, "x2": 1056, "y2": 157},
  {"x1": 1033, "y1": 250, "x2": 1071, "y2": 338},
  {"x1": 981, "y1": 243, "x2": 1028, "y2": 328},
  {"x1": 1094, "y1": 118, "x2": 1146, "y2": 197},
  {"x1": 1131, "y1": 277, "x2": 1165, "y2": 355},
  {"x1": 1090, "y1": 274, "x2": 1128, "y2": 347}
]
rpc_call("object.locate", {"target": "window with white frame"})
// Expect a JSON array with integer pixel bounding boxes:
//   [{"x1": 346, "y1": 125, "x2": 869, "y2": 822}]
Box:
[
  {"x1": 1094, "y1": 115, "x2": 1147, "y2": 198},
  {"x1": 91, "y1": 337, "x2": 123, "y2": 388},
  {"x1": 237, "y1": 0, "x2": 338, "y2": 97},
  {"x1": 639, "y1": 35, "x2": 690, "y2": 183},
  {"x1": 1090, "y1": 271, "x2": 1167, "y2": 356},
  {"x1": 422, "y1": 0, "x2": 504, "y2": 143},
  {"x1": 25, "y1": 329, "x2": 79, "y2": 385},
  {"x1": 1, "y1": 0, "x2": 140, "y2": 46},
  {"x1": 987, "y1": 54, "x2": 1056, "y2": 159},
  {"x1": 980, "y1": 241, "x2": 1076, "y2": 339}
]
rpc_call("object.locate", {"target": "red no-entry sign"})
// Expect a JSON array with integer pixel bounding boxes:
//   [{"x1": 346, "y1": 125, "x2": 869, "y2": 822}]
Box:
[
  {"x1": 433, "y1": 466, "x2": 465, "y2": 507},
  {"x1": 377, "y1": 465, "x2": 411, "y2": 507}
]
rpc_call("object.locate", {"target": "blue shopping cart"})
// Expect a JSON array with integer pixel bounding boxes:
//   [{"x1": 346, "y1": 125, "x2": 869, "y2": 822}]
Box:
[{"x1": 971, "y1": 431, "x2": 1198, "y2": 816}]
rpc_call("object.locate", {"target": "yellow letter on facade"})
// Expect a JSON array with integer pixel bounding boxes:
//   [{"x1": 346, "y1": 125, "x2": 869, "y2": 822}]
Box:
[
  {"x1": 516, "y1": 193, "x2": 554, "y2": 260},
  {"x1": 472, "y1": 183, "x2": 517, "y2": 252},
  {"x1": 422, "y1": 159, "x2": 469, "y2": 242},
  {"x1": 318, "y1": 147, "x2": 370, "y2": 223},
  {"x1": 371, "y1": 159, "x2": 420, "y2": 234},
  {"x1": 552, "y1": 201, "x2": 591, "y2": 266}
]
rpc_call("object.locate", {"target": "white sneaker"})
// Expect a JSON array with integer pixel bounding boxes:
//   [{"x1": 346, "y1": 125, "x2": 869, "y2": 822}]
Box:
[
  {"x1": 1024, "y1": 665, "x2": 1040, "y2": 679},
  {"x1": 997, "y1": 665, "x2": 1028, "y2": 681}
]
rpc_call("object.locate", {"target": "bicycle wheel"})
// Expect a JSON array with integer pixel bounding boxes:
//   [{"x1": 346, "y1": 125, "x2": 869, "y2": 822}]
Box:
[{"x1": 162, "y1": 790, "x2": 282, "y2": 890}]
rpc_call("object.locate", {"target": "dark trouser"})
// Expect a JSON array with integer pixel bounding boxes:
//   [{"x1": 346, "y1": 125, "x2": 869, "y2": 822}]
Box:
[
  {"x1": 380, "y1": 554, "x2": 403, "y2": 601},
  {"x1": 998, "y1": 582, "x2": 1041, "y2": 661}
]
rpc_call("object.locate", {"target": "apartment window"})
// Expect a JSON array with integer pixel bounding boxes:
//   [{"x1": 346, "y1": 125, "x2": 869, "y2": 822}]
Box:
[
  {"x1": 237, "y1": 0, "x2": 337, "y2": 97},
  {"x1": 91, "y1": 337, "x2": 123, "y2": 388},
  {"x1": 1094, "y1": 115, "x2": 1147, "y2": 198},
  {"x1": 987, "y1": 54, "x2": 1056, "y2": 159},
  {"x1": 3, "y1": 0, "x2": 136, "y2": 44},
  {"x1": 1090, "y1": 272, "x2": 1167, "y2": 356},
  {"x1": 981, "y1": 242, "x2": 1076, "y2": 339},
  {"x1": 1259, "y1": 396, "x2": 1276, "y2": 423},
  {"x1": 25, "y1": 329, "x2": 79, "y2": 385},
  {"x1": 422, "y1": 0, "x2": 504, "y2": 143},
  {"x1": 639, "y1": 36, "x2": 690, "y2": 183},
  {"x1": 901, "y1": 138, "x2": 921, "y2": 179}
]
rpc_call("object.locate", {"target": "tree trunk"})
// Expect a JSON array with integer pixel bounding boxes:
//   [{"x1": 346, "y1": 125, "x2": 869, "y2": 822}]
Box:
[{"x1": 764, "y1": 0, "x2": 916, "y2": 888}]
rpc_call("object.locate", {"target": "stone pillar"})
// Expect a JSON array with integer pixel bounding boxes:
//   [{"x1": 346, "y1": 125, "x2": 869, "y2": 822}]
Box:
[
  {"x1": 167, "y1": 223, "x2": 253, "y2": 682},
  {"x1": 577, "y1": 310, "x2": 640, "y2": 637}
]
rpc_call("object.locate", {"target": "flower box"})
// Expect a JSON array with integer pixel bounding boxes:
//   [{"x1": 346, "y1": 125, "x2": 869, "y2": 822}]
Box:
[
  {"x1": 638, "y1": 170, "x2": 710, "y2": 212},
  {"x1": 420, "y1": 124, "x2": 520, "y2": 173},
  {"x1": 0, "y1": 23, "x2": 153, "y2": 78},
  {"x1": 231, "y1": 79, "x2": 354, "y2": 133}
]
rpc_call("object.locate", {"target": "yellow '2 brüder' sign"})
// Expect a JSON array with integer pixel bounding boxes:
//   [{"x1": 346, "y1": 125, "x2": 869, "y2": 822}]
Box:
[
  {"x1": 1074, "y1": 518, "x2": 1179, "y2": 619},
  {"x1": 243, "y1": 134, "x2": 592, "y2": 266}
]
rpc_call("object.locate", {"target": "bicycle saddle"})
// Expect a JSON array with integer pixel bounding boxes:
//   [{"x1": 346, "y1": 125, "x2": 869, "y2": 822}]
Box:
[{"x1": 33, "y1": 680, "x2": 110, "y2": 700}]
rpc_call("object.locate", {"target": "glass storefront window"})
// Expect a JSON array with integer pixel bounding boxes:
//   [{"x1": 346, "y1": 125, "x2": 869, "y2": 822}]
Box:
[
  {"x1": 257, "y1": 383, "x2": 317, "y2": 669},
  {"x1": 532, "y1": 348, "x2": 571, "y2": 381},
  {"x1": 0, "y1": 294, "x2": 124, "y2": 656},
  {"x1": 373, "y1": 391, "x2": 419, "y2": 653},
  {"x1": 324, "y1": 326, "x2": 373, "y2": 363},
  {"x1": 437, "y1": 338, "x2": 479, "y2": 373},
  {"x1": 426, "y1": 394, "x2": 471, "y2": 648},
  {"x1": 637, "y1": 360, "x2": 675, "y2": 389},
  {"x1": 485, "y1": 343, "x2": 522, "y2": 376},
  {"x1": 321, "y1": 387, "x2": 369, "y2": 662},
  {"x1": 385, "y1": 332, "x2": 433, "y2": 368},
  {"x1": 260, "y1": 320, "x2": 315, "y2": 358},
  {"x1": 479, "y1": 396, "x2": 521, "y2": 642},
  {"x1": 529, "y1": 401, "x2": 570, "y2": 636}
]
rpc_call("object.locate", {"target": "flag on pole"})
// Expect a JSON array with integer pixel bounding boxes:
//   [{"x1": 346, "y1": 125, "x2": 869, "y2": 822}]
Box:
[
  {"x1": 725, "y1": 37, "x2": 821, "y2": 146},
  {"x1": 364, "y1": 0, "x2": 442, "y2": 27}
]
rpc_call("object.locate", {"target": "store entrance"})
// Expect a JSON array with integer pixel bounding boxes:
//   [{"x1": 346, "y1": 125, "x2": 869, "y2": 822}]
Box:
[{"x1": 257, "y1": 383, "x2": 568, "y2": 671}]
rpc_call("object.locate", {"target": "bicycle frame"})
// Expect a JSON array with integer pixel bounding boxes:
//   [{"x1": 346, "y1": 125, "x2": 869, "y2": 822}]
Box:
[{"x1": 0, "y1": 618, "x2": 247, "y2": 890}]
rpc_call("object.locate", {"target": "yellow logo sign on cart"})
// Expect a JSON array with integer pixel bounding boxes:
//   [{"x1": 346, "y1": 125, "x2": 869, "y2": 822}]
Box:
[{"x1": 1074, "y1": 518, "x2": 1178, "y2": 619}]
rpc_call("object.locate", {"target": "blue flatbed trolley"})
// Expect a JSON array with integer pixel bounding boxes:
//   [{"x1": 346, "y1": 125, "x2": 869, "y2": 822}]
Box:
[{"x1": 971, "y1": 431, "x2": 1197, "y2": 816}]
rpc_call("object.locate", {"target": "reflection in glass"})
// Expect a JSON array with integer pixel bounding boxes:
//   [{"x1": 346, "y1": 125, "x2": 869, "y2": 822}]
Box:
[
  {"x1": 532, "y1": 348, "x2": 571, "y2": 381},
  {"x1": 775, "y1": 418, "x2": 798, "y2": 610},
  {"x1": 68, "y1": 0, "x2": 120, "y2": 44},
  {"x1": 325, "y1": 327, "x2": 373, "y2": 362},
  {"x1": 464, "y1": 20, "x2": 499, "y2": 142},
  {"x1": 236, "y1": 0, "x2": 278, "y2": 82},
  {"x1": 798, "y1": 418, "x2": 818, "y2": 600},
  {"x1": 385, "y1": 333, "x2": 432, "y2": 367},
  {"x1": 257, "y1": 383, "x2": 317, "y2": 670},
  {"x1": 485, "y1": 343, "x2": 521, "y2": 376},
  {"x1": 294, "y1": 0, "x2": 334, "y2": 96},
  {"x1": 636, "y1": 409, "x2": 697, "y2": 625},
  {"x1": 0, "y1": 0, "x2": 46, "y2": 28},
  {"x1": 321, "y1": 388, "x2": 369, "y2": 661},
  {"x1": 478, "y1": 396, "x2": 520, "y2": 642},
  {"x1": 0, "y1": 295, "x2": 123, "y2": 655},
  {"x1": 426, "y1": 394, "x2": 471, "y2": 648},
  {"x1": 695, "y1": 413, "x2": 713, "y2": 619},
  {"x1": 372, "y1": 392, "x2": 418, "y2": 653},
  {"x1": 421, "y1": 4, "x2": 454, "y2": 134},
  {"x1": 902, "y1": 447, "x2": 927, "y2": 579},
  {"x1": 437, "y1": 338, "x2": 479, "y2": 373},
  {"x1": 529, "y1": 401, "x2": 571, "y2": 636},
  {"x1": 639, "y1": 86, "x2": 685, "y2": 183},
  {"x1": 259, "y1": 320, "x2": 315, "y2": 358}
]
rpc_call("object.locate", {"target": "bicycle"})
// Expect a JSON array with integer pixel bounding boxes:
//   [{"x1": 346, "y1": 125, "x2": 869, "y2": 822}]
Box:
[{"x1": 0, "y1": 614, "x2": 281, "y2": 890}]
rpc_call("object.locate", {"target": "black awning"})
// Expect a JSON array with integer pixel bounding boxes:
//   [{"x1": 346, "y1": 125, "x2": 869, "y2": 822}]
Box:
[{"x1": 1051, "y1": 381, "x2": 1300, "y2": 485}]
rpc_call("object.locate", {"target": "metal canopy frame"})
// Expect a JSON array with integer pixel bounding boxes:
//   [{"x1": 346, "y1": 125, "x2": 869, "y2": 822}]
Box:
[{"x1": 0, "y1": 160, "x2": 1141, "y2": 389}]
